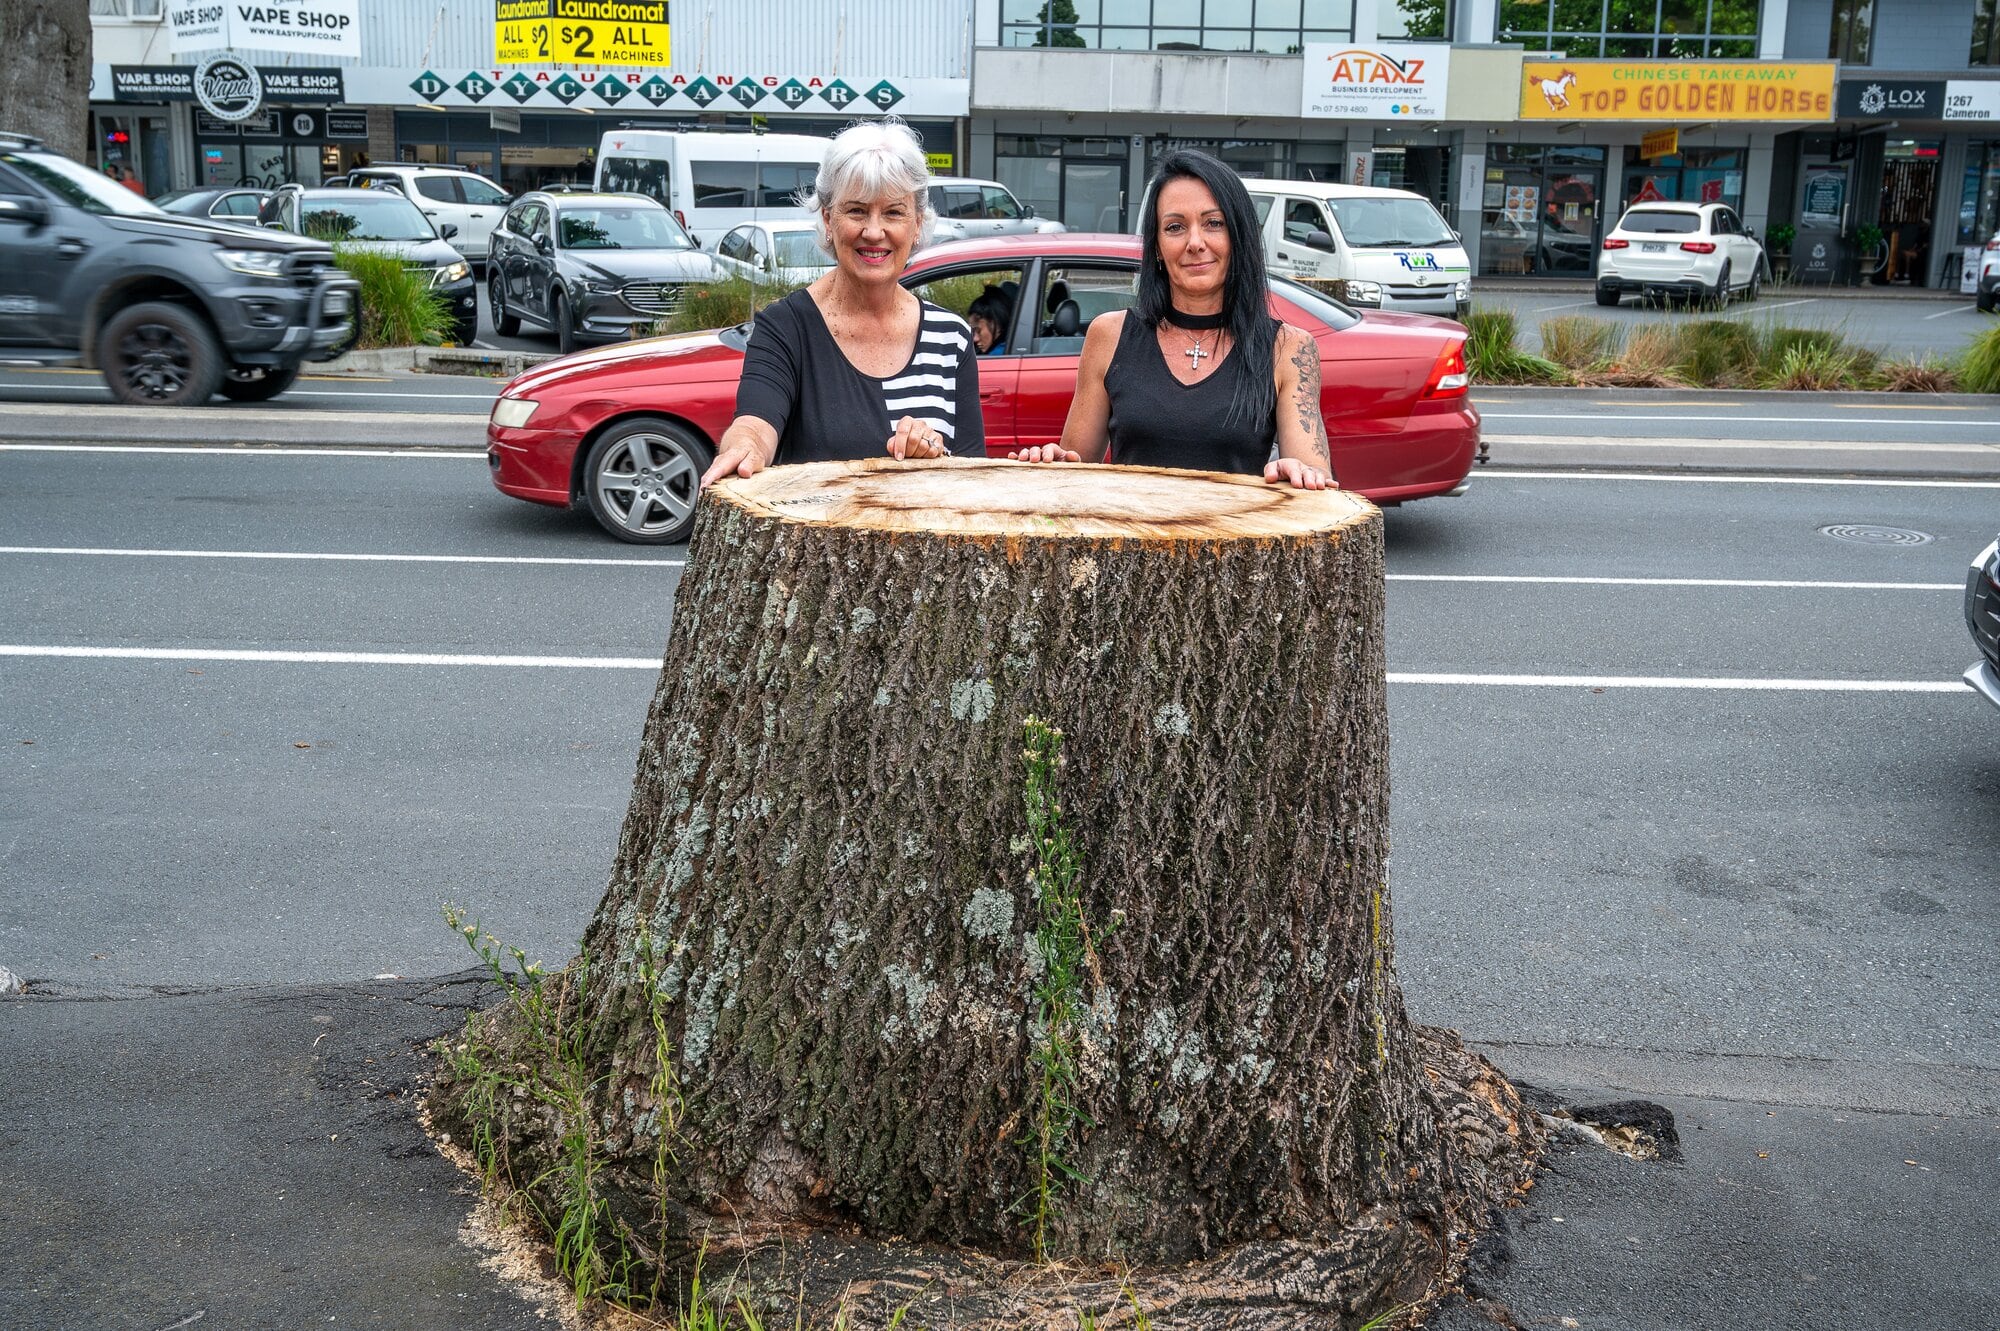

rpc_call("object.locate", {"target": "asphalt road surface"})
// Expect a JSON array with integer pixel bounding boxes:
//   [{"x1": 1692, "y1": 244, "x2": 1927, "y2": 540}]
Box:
[
  {"x1": 1478, "y1": 286, "x2": 1995, "y2": 361},
  {"x1": 3, "y1": 393, "x2": 1995, "y2": 1123}
]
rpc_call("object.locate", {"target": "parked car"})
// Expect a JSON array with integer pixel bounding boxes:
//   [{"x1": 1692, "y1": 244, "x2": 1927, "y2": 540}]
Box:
[
  {"x1": 259, "y1": 184, "x2": 478, "y2": 345},
  {"x1": 154, "y1": 186, "x2": 271, "y2": 224},
  {"x1": 345, "y1": 163, "x2": 510, "y2": 264},
  {"x1": 0, "y1": 131, "x2": 353, "y2": 405},
  {"x1": 1597, "y1": 201, "x2": 1763, "y2": 307},
  {"x1": 1237, "y1": 180, "x2": 1472, "y2": 321},
  {"x1": 1976, "y1": 233, "x2": 2000, "y2": 314},
  {"x1": 488, "y1": 190, "x2": 731, "y2": 354},
  {"x1": 1967, "y1": 536, "x2": 2000, "y2": 711},
  {"x1": 485, "y1": 233, "x2": 1479, "y2": 544},
  {"x1": 594, "y1": 129, "x2": 827, "y2": 244},
  {"x1": 927, "y1": 176, "x2": 1063, "y2": 246},
  {"x1": 710, "y1": 218, "x2": 834, "y2": 285}
]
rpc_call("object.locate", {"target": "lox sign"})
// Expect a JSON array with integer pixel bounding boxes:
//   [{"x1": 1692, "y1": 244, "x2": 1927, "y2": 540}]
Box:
[
  {"x1": 1302, "y1": 42, "x2": 1451, "y2": 119},
  {"x1": 169, "y1": 0, "x2": 359, "y2": 57}
]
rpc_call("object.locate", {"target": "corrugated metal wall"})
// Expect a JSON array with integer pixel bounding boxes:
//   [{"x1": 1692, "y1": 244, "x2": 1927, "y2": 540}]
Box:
[{"x1": 208, "y1": 0, "x2": 972, "y2": 75}]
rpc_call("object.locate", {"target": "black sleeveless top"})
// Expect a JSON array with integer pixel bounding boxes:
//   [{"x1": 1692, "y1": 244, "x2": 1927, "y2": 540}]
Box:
[{"x1": 1104, "y1": 311, "x2": 1279, "y2": 475}]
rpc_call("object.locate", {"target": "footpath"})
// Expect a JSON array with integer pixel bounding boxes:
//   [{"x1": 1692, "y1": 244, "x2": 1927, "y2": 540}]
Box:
[{"x1": 4, "y1": 972, "x2": 1992, "y2": 1329}]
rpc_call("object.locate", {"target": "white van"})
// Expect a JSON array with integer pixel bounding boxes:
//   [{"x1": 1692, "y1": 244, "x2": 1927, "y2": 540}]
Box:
[
  {"x1": 594, "y1": 130, "x2": 828, "y2": 245},
  {"x1": 1238, "y1": 180, "x2": 1471, "y2": 320}
]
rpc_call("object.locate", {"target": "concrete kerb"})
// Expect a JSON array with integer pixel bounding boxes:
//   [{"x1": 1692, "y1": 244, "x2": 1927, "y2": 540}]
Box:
[{"x1": 316, "y1": 346, "x2": 559, "y2": 379}]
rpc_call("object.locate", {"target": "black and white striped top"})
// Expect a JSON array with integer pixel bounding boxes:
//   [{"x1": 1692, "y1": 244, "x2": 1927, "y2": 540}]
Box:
[{"x1": 737, "y1": 290, "x2": 985, "y2": 466}]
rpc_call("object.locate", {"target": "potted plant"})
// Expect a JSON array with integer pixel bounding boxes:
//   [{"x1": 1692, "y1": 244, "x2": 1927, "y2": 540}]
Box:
[
  {"x1": 1766, "y1": 222, "x2": 1795, "y2": 280},
  {"x1": 1854, "y1": 222, "x2": 1888, "y2": 284}
]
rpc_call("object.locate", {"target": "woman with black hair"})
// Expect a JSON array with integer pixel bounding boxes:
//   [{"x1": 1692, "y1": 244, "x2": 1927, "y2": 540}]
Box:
[{"x1": 1010, "y1": 149, "x2": 1335, "y2": 489}]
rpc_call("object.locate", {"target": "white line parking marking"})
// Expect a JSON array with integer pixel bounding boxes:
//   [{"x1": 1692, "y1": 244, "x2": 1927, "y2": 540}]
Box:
[
  {"x1": 1922, "y1": 305, "x2": 1978, "y2": 320},
  {"x1": 0, "y1": 443, "x2": 482, "y2": 457},
  {"x1": 0, "y1": 545, "x2": 684, "y2": 568},
  {"x1": 1481, "y1": 470, "x2": 2000, "y2": 488},
  {"x1": 0, "y1": 646, "x2": 1971, "y2": 693},
  {"x1": 0, "y1": 384, "x2": 496, "y2": 400},
  {"x1": 1529, "y1": 300, "x2": 1603, "y2": 313},
  {"x1": 0, "y1": 547, "x2": 1953, "y2": 590},
  {"x1": 1750, "y1": 298, "x2": 1814, "y2": 311},
  {"x1": 1487, "y1": 434, "x2": 1996, "y2": 455}
]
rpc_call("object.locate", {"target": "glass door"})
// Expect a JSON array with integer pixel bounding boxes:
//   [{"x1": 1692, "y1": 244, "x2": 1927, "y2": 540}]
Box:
[
  {"x1": 1539, "y1": 163, "x2": 1602, "y2": 276},
  {"x1": 1060, "y1": 159, "x2": 1125, "y2": 233}
]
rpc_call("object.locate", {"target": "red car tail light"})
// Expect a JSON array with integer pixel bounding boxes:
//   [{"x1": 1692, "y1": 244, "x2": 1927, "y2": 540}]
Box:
[
  {"x1": 1680, "y1": 241, "x2": 1718, "y2": 253},
  {"x1": 1423, "y1": 338, "x2": 1470, "y2": 398},
  {"x1": 1602, "y1": 237, "x2": 1630, "y2": 250}
]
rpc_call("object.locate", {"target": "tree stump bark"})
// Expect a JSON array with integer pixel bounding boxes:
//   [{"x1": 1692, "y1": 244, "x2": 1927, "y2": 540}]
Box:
[{"x1": 433, "y1": 459, "x2": 1539, "y2": 1327}]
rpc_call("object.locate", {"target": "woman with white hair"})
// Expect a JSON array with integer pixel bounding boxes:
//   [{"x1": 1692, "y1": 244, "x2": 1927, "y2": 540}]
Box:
[{"x1": 700, "y1": 120, "x2": 980, "y2": 485}]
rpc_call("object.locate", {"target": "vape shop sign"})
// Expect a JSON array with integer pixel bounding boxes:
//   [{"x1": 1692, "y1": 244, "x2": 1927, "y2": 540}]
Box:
[{"x1": 167, "y1": 0, "x2": 360, "y2": 57}]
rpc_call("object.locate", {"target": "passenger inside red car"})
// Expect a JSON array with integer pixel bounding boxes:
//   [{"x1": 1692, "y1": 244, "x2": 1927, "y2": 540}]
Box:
[
  {"x1": 1009, "y1": 149, "x2": 1336, "y2": 491},
  {"x1": 967, "y1": 283, "x2": 1014, "y2": 356},
  {"x1": 700, "y1": 120, "x2": 983, "y2": 487}
]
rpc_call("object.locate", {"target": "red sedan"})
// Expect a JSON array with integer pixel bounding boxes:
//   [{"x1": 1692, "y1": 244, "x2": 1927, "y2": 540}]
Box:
[{"x1": 487, "y1": 234, "x2": 1479, "y2": 544}]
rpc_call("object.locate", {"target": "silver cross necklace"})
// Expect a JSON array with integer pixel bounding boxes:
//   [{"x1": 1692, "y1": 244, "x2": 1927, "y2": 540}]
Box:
[{"x1": 1182, "y1": 330, "x2": 1209, "y2": 373}]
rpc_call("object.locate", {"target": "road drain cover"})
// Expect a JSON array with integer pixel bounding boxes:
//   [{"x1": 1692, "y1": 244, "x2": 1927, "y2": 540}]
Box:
[{"x1": 1818, "y1": 524, "x2": 1934, "y2": 547}]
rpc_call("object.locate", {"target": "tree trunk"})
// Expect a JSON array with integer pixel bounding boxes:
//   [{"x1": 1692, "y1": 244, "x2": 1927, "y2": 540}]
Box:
[
  {"x1": 0, "y1": 0, "x2": 92, "y2": 161},
  {"x1": 433, "y1": 459, "x2": 1539, "y2": 1326}
]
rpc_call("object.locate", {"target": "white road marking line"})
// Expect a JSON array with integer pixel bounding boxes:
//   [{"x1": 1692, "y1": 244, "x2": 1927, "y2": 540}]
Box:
[
  {"x1": 1487, "y1": 434, "x2": 1998, "y2": 455},
  {"x1": 1394, "y1": 672, "x2": 1966, "y2": 693},
  {"x1": 0, "y1": 545, "x2": 684, "y2": 568},
  {"x1": 1388, "y1": 573, "x2": 1958, "y2": 591},
  {"x1": 0, "y1": 547, "x2": 1951, "y2": 590},
  {"x1": 1921, "y1": 304, "x2": 1977, "y2": 320},
  {"x1": 0, "y1": 403, "x2": 474, "y2": 424},
  {"x1": 0, "y1": 383, "x2": 495, "y2": 400},
  {"x1": 0, "y1": 645, "x2": 1969, "y2": 693},
  {"x1": 0, "y1": 443, "x2": 482, "y2": 457},
  {"x1": 1750, "y1": 298, "x2": 1814, "y2": 311},
  {"x1": 1482, "y1": 469, "x2": 2000, "y2": 488},
  {"x1": 1482, "y1": 412, "x2": 2000, "y2": 428},
  {"x1": 1529, "y1": 300, "x2": 1603, "y2": 312}
]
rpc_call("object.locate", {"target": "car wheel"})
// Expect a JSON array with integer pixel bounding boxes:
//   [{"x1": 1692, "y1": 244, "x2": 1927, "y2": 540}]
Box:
[
  {"x1": 491, "y1": 276, "x2": 520, "y2": 336},
  {"x1": 1709, "y1": 263, "x2": 1731, "y2": 308},
  {"x1": 1595, "y1": 285, "x2": 1621, "y2": 307},
  {"x1": 554, "y1": 289, "x2": 577, "y2": 355},
  {"x1": 1979, "y1": 288, "x2": 1997, "y2": 314},
  {"x1": 217, "y1": 362, "x2": 302, "y2": 402},
  {"x1": 1745, "y1": 267, "x2": 1762, "y2": 301},
  {"x1": 581, "y1": 417, "x2": 713, "y2": 545},
  {"x1": 99, "y1": 301, "x2": 225, "y2": 406}
]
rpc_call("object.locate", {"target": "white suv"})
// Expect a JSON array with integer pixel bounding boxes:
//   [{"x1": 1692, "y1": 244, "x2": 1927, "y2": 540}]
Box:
[
  {"x1": 927, "y1": 177, "x2": 1065, "y2": 246},
  {"x1": 346, "y1": 164, "x2": 510, "y2": 265},
  {"x1": 1596, "y1": 201, "x2": 1764, "y2": 307}
]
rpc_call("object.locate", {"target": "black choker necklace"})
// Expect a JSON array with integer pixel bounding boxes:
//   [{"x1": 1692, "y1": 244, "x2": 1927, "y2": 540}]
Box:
[{"x1": 1164, "y1": 306, "x2": 1226, "y2": 330}]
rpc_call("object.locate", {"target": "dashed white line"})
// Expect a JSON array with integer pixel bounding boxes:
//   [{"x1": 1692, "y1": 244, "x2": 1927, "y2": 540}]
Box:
[
  {"x1": 0, "y1": 545, "x2": 684, "y2": 568},
  {"x1": 0, "y1": 443, "x2": 482, "y2": 457},
  {"x1": 1921, "y1": 304, "x2": 1978, "y2": 320},
  {"x1": 0, "y1": 645, "x2": 1970, "y2": 693}
]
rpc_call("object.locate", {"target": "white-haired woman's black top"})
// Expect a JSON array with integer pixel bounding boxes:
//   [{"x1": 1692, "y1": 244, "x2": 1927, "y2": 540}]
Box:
[{"x1": 735, "y1": 289, "x2": 984, "y2": 464}]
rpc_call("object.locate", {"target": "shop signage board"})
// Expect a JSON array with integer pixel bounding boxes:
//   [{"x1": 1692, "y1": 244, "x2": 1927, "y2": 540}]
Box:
[
  {"x1": 1836, "y1": 79, "x2": 1945, "y2": 119},
  {"x1": 326, "y1": 109, "x2": 369, "y2": 138},
  {"x1": 352, "y1": 68, "x2": 968, "y2": 116},
  {"x1": 1300, "y1": 42, "x2": 1450, "y2": 119},
  {"x1": 495, "y1": 0, "x2": 669, "y2": 68},
  {"x1": 1519, "y1": 60, "x2": 1835, "y2": 121},
  {"x1": 1944, "y1": 81, "x2": 2000, "y2": 122},
  {"x1": 167, "y1": 0, "x2": 359, "y2": 58},
  {"x1": 1640, "y1": 127, "x2": 1678, "y2": 159},
  {"x1": 193, "y1": 56, "x2": 264, "y2": 121},
  {"x1": 1800, "y1": 168, "x2": 1846, "y2": 227},
  {"x1": 110, "y1": 64, "x2": 345, "y2": 104}
]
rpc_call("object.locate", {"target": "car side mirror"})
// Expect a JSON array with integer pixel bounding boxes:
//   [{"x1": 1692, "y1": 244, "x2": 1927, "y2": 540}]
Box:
[
  {"x1": 535, "y1": 233, "x2": 552, "y2": 255},
  {"x1": 1306, "y1": 228, "x2": 1336, "y2": 253},
  {"x1": 439, "y1": 222, "x2": 460, "y2": 240},
  {"x1": 0, "y1": 194, "x2": 48, "y2": 227},
  {"x1": 1023, "y1": 203, "x2": 1037, "y2": 218},
  {"x1": 1450, "y1": 227, "x2": 1462, "y2": 242}
]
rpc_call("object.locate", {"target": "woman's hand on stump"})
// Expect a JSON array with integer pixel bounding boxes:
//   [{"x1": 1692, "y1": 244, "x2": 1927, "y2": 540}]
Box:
[
  {"x1": 887, "y1": 416, "x2": 950, "y2": 461},
  {"x1": 1007, "y1": 444, "x2": 1084, "y2": 464},
  {"x1": 704, "y1": 416, "x2": 780, "y2": 488},
  {"x1": 1265, "y1": 457, "x2": 1335, "y2": 490}
]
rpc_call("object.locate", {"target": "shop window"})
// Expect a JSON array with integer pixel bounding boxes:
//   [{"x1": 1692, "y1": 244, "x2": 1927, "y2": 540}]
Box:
[
  {"x1": 89, "y1": 0, "x2": 164, "y2": 16},
  {"x1": 1975, "y1": 0, "x2": 2000, "y2": 65},
  {"x1": 1378, "y1": 0, "x2": 1449, "y2": 38},
  {"x1": 1828, "y1": 0, "x2": 1872, "y2": 64},
  {"x1": 1001, "y1": 0, "x2": 1353, "y2": 50},
  {"x1": 1500, "y1": 0, "x2": 1755, "y2": 53}
]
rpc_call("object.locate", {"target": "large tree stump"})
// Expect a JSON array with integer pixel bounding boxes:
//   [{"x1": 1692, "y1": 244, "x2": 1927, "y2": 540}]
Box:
[{"x1": 433, "y1": 459, "x2": 1538, "y2": 1327}]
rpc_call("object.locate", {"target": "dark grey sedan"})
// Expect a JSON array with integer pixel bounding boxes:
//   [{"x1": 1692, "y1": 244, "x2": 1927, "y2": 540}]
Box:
[
  {"x1": 487, "y1": 191, "x2": 730, "y2": 354},
  {"x1": 154, "y1": 186, "x2": 271, "y2": 223},
  {"x1": 1967, "y1": 536, "x2": 2000, "y2": 711}
]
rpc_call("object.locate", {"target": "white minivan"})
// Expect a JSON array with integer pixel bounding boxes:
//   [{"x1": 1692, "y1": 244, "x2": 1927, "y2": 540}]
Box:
[
  {"x1": 594, "y1": 130, "x2": 828, "y2": 245},
  {"x1": 1238, "y1": 180, "x2": 1471, "y2": 320}
]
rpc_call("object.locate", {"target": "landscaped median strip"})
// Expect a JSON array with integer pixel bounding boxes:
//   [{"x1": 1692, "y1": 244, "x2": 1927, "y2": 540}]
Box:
[{"x1": 0, "y1": 645, "x2": 1973, "y2": 694}]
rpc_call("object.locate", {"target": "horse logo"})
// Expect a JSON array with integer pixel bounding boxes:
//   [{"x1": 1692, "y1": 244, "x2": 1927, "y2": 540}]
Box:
[{"x1": 1534, "y1": 69, "x2": 1578, "y2": 111}]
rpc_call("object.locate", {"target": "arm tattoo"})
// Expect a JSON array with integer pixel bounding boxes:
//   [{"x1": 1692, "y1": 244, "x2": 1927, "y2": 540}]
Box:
[{"x1": 1288, "y1": 330, "x2": 1333, "y2": 468}]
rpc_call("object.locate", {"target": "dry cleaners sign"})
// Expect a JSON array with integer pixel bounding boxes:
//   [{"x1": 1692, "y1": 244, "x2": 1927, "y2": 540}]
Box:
[{"x1": 167, "y1": 0, "x2": 360, "y2": 58}]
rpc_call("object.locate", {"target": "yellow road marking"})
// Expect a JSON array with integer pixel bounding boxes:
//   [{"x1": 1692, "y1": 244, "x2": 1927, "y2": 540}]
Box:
[{"x1": 2, "y1": 367, "x2": 97, "y2": 377}]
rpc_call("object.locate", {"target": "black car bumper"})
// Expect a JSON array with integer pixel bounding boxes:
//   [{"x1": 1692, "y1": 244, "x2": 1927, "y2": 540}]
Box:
[
  {"x1": 439, "y1": 274, "x2": 479, "y2": 343},
  {"x1": 210, "y1": 270, "x2": 360, "y2": 367},
  {"x1": 1598, "y1": 276, "x2": 1711, "y2": 299}
]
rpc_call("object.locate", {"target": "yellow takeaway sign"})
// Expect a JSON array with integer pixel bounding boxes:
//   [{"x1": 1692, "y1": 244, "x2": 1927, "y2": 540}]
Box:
[{"x1": 1520, "y1": 61, "x2": 1835, "y2": 122}]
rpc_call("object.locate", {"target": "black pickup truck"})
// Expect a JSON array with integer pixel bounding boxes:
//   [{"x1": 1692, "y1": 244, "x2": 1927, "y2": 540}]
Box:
[{"x1": 0, "y1": 131, "x2": 357, "y2": 404}]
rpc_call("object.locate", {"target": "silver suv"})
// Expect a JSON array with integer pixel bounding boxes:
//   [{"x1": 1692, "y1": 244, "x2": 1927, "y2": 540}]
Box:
[
  {"x1": 346, "y1": 163, "x2": 510, "y2": 264},
  {"x1": 927, "y1": 176, "x2": 1064, "y2": 246}
]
